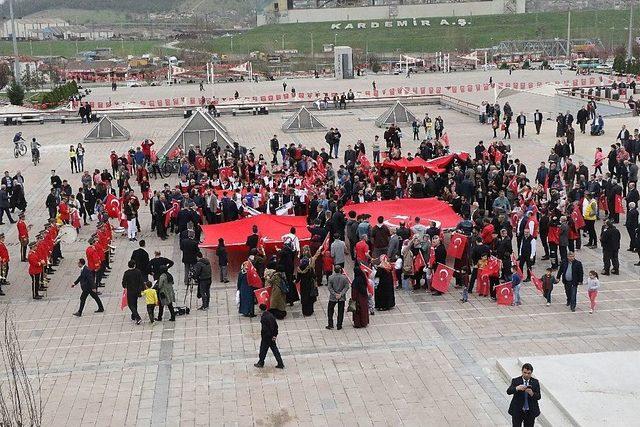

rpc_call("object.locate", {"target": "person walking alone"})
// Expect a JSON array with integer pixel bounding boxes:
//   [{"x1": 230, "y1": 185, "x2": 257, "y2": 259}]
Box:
[
  {"x1": 254, "y1": 304, "x2": 284, "y2": 369},
  {"x1": 586, "y1": 270, "x2": 600, "y2": 314},
  {"x1": 507, "y1": 363, "x2": 542, "y2": 427},
  {"x1": 72, "y1": 258, "x2": 104, "y2": 317}
]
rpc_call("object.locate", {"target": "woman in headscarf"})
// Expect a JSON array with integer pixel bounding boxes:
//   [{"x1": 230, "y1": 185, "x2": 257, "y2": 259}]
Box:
[
  {"x1": 351, "y1": 263, "x2": 370, "y2": 328},
  {"x1": 10, "y1": 181, "x2": 26, "y2": 213},
  {"x1": 237, "y1": 261, "x2": 256, "y2": 317},
  {"x1": 296, "y1": 246, "x2": 318, "y2": 316},
  {"x1": 265, "y1": 259, "x2": 287, "y2": 319},
  {"x1": 156, "y1": 265, "x2": 176, "y2": 321},
  {"x1": 374, "y1": 255, "x2": 395, "y2": 311}
]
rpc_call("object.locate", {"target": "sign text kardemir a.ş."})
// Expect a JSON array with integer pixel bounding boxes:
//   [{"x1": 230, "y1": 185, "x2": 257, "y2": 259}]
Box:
[{"x1": 330, "y1": 18, "x2": 470, "y2": 30}]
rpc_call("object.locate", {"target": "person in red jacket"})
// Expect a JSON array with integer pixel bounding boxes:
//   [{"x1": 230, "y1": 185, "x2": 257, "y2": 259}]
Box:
[
  {"x1": 28, "y1": 242, "x2": 44, "y2": 299},
  {"x1": 0, "y1": 233, "x2": 8, "y2": 294},
  {"x1": 16, "y1": 213, "x2": 30, "y2": 262}
]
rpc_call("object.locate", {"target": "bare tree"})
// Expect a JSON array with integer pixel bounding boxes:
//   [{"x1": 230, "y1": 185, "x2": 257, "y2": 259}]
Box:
[{"x1": 0, "y1": 308, "x2": 43, "y2": 427}]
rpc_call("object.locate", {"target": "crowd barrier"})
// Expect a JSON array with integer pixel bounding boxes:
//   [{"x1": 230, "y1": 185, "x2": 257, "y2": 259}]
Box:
[{"x1": 70, "y1": 76, "x2": 622, "y2": 111}]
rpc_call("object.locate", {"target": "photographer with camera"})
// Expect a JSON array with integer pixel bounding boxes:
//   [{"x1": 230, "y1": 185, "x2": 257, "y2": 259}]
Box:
[{"x1": 191, "y1": 251, "x2": 212, "y2": 311}]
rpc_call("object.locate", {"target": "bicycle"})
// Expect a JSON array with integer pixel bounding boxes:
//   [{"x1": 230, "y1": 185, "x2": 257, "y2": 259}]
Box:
[
  {"x1": 31, "y1": 147, "x2": 40, "y2": 166},
  {"x1": 159, "y1": 156, "x2": 181, "y2": 178},
  {"x1": 13, "y1": 139, "x2": 27, "y2": 158}
]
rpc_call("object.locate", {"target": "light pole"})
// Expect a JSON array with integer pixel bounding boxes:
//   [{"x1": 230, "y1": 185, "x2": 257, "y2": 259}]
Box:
[
  {"x1": 282, "y1": 34, "x2": 285, "y2": 50},
  {"x1": 230, "y1": 35, "x2": 234, "y2": 53},
  {"x1": 8, "y1": 0, "x2": 20, "y2": 83},
  {"x1": 334, "y1": 33, "x2": 337, "y2": 46}
]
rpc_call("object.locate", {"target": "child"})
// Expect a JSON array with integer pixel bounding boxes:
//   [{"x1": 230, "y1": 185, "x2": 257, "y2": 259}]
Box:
[
  {"x1": 511, "y1": 265, "x2": 522, "y2": 306},
  {"x1": 394, "y1": 256, "x2": 403, "y2": 290},
  {"x1": 216, "y1": 238, "x2": 229, "y2": 283},
  {"x1": 458, "y1": 266, "x2": 471, "y2": 303},
  {"x1": 586, "y1": 270, "x2": 600, "y2": 314},
  {"x1": 322, "y1": 250, "x2": 333, "y2": 285},
  {"x1": 141, "y1": 281, "x2": 158, "y2": 323},
  {"x1": 541, "y1": 267, "x2": 557, "y2": 306}
]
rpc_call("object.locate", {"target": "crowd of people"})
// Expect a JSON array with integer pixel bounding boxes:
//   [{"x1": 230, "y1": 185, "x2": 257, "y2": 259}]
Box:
[{"x1": 3, "y1": 97, "x2": 639, "y2": 370}]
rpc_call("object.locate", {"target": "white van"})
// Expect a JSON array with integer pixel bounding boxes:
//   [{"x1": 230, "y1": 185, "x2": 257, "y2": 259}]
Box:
[{"x1": 551, "y1": 63, "x2": 569, "y2": 70}]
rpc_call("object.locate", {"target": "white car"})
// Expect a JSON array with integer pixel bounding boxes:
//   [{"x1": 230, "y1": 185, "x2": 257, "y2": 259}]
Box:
[{"x1": 551, "y1": 63, "x2": 569, "y2": 70}]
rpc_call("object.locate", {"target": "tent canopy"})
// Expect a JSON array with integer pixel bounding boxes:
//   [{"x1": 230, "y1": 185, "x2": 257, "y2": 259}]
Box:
[
  {"x1": 83, "y1": 116, "x2": 130, "y2": 143},
  {"x1": 158, "y1": 109, "x2": 235, "y2": 158},
  {"x1": 375, "y1": 100, "x2": 417, "y2": 127},
  {"x1": 380, "y1": 152, "x2": 470, "y2": 174},
  {"x1": 282, "y1": 106, "x2": 327, "y2": 133},
  {"x1": 343, "y1": 198, "x2": 462, "y2": 230},
  {"x1": 200, "y1": 214, "x2": 311, "y2": 250}
]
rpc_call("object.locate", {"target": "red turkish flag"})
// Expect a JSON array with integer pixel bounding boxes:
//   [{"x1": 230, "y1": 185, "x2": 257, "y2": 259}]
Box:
[
  {"x1": 431, "y1": 263, "x2": 454, "y2": 293},
  {"x1": 254, "y1": 287, "x2": 272, "y2": 309},
  {"x1": 195, "y1": 155, "x2": 206, "y2": 171},
  {"x1": 494, "y1": 148, "x2": 503, "y2": 164},
  {"x1": 615, "y1": 194, "x2": 624, "y2": 214},
  {"x1": 477, "y1": 268, "x2": 491, "y2": 296},
  {"x1": 508, "y1": 176, "x2": 518, "y2": 194},
  {"x1": 543, "y1": 174, "x2": 549, "y2": 192},
  {"x1": 441, "y1": 133, "x2": 450, "y2": 146},
  {"x1": 247, "y1": 262, "x2": 263, "y2": 288},
  {"x1": 571, "y1": 206, "x2": 585, "y2": 229},
  {"x1": 105, "y1": 194, "x2": 120, "y2": 219},
  {"x1": 598, "y1": 194, "x2": 608, "y2": 211},
  {"x1": 219, "y1": 166, "x2": 232, "y2": 181},
  {"x1": 530, "y1": 272, "x2": 543, "y2": 294},
  {"x1": 485, "y1": 256, "x2": 502, "y2": 278},
  {"x1": 358, "y1": 153, "x2": 371, "y2": 168},
  {"x1": 496, "y1": 283, "x2": 514, "y2": 305},
  {"x1": 413, "y1": 251, "x2": 426, "y2": 272},
  {"x1": 447, "y1": 232, "x2": 467, "y2": 259},
  {"x1": 321, "y1": 233, "x2": 330, "y2": 252},
  {"x1": 511, "y1": 254, "x2": 523, "y2": 277}
]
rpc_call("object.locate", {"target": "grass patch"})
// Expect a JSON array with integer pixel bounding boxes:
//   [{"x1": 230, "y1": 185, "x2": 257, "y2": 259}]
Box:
[{"x1": 181, "y1": 8, "x2": 640, "y2": 55}]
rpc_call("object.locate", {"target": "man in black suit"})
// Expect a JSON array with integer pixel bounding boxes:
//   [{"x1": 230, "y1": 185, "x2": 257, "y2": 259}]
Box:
[
  {"x1": 72, "y1": 258, "x2": 104, "y2": 317},
  {"x1": 507, "y1": 363, "x2": 541, "y2": 427},
  {"x1": 254, "y1": 303, "x2": 284, "y2": 369},
  {"x1": 556, "y1": 251, "x2": 583, "y2": 312},
  {"x1": 533, "y1": 109, "x2": 543, "y2": 135},
  {"x1": 130, "y1": 240, "x2": 150, "y2": 281},
  {"x1": 122, "y1": 260, "x2": 144, "y2": 324}
]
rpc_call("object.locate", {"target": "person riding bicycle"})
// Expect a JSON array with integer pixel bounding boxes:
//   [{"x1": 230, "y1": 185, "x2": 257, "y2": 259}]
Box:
[
  {"x1": 30, "y1": 138, "x2": 41, "y2": 161},
  {"x1": 13, "y1": 132, "x2": 24, "y2": 148}
]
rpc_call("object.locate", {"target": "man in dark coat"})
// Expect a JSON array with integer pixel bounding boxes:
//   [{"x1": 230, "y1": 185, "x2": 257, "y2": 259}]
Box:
[
  {"x1": 254, "y1": 303, "x2": 284, "y2": 369},
  {"x1": 556, "y1": 252, "x2": 583, "y2": 312},
  {"x1": 130, "y1": 240, "x2": 150, "y2": 281},
  {"x1": 72, "y1": 258, "x2": 104, "y2": 317},
  {"x1": 122, "y1": 260, "x2": 144, "y2": 323},
  {"x1": 180, "y1": 230, "x2": 199, "y2": 286},
  {"x1": 600, "y1": 220, "x2": 621, "y2": 275},
  {"x1": 507, "y1": 363, "x2": 542, "y2": 427},
  {"x1": 625, "y1": 202, "x2": 639, "y2": 251}
]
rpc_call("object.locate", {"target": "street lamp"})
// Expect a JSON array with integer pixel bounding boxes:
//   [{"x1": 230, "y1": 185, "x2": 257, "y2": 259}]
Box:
[
  {"x1": 334, "y1": 33, "x2": 338, "y2": 46},
  {"x1": 282, "y1": 34, "x2": 285, "y2": 50}
]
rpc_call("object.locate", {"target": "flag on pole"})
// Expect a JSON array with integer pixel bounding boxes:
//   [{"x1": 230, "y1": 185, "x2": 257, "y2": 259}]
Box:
[
  {"x1": 530, "y1": 272, "x2": 543, "y2": 294},
  {"x1": 615, "y1": 194, "x2": 624, "y2": 214},
  {"x1": 254, "y1": 287, "x2": 272, "y2": 309},
  {"x1": 247, "y1": 262, "x2": 263, "y2": 288},
  {"x1": 447, "y1": 232, "x2": 467, "y2": 259},
  {"x1": 496, "y1": 283, "x2": 514, "y2": 305},
  {"x1": 431, "y1": 263, "x2": 454, "y2": 293},
  {"x1": 413, "y1": 251, "x2": 426, "y2": 272}
]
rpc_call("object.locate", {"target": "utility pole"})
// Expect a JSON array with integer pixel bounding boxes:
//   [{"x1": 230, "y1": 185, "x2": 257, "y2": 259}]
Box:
[
  {"x1": 310, "y1": 33, "x2": 314, "y2": 64},
  {"x1": 9, "y1": 0, "x2": 20, "y2": 83},
  {"x1": 627, "y1": 5, "x2": 634, "y2": 61},
  {"x1": 566, "y1": 10, "x2": 571, "y2": 65}
]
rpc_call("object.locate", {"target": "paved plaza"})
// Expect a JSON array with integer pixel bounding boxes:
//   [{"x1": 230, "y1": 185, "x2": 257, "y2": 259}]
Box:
[{"x1": 1, "y1": 71, "x2": 640, "y2": 426}]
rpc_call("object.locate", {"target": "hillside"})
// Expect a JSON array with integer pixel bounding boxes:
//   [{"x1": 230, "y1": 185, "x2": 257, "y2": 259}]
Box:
[
  {"x1": 181, "y1": 8, "x2": 640, "y2": 55},
  {"x1": 1, "y1": 0, "x2": 177, "y2": 17}
]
